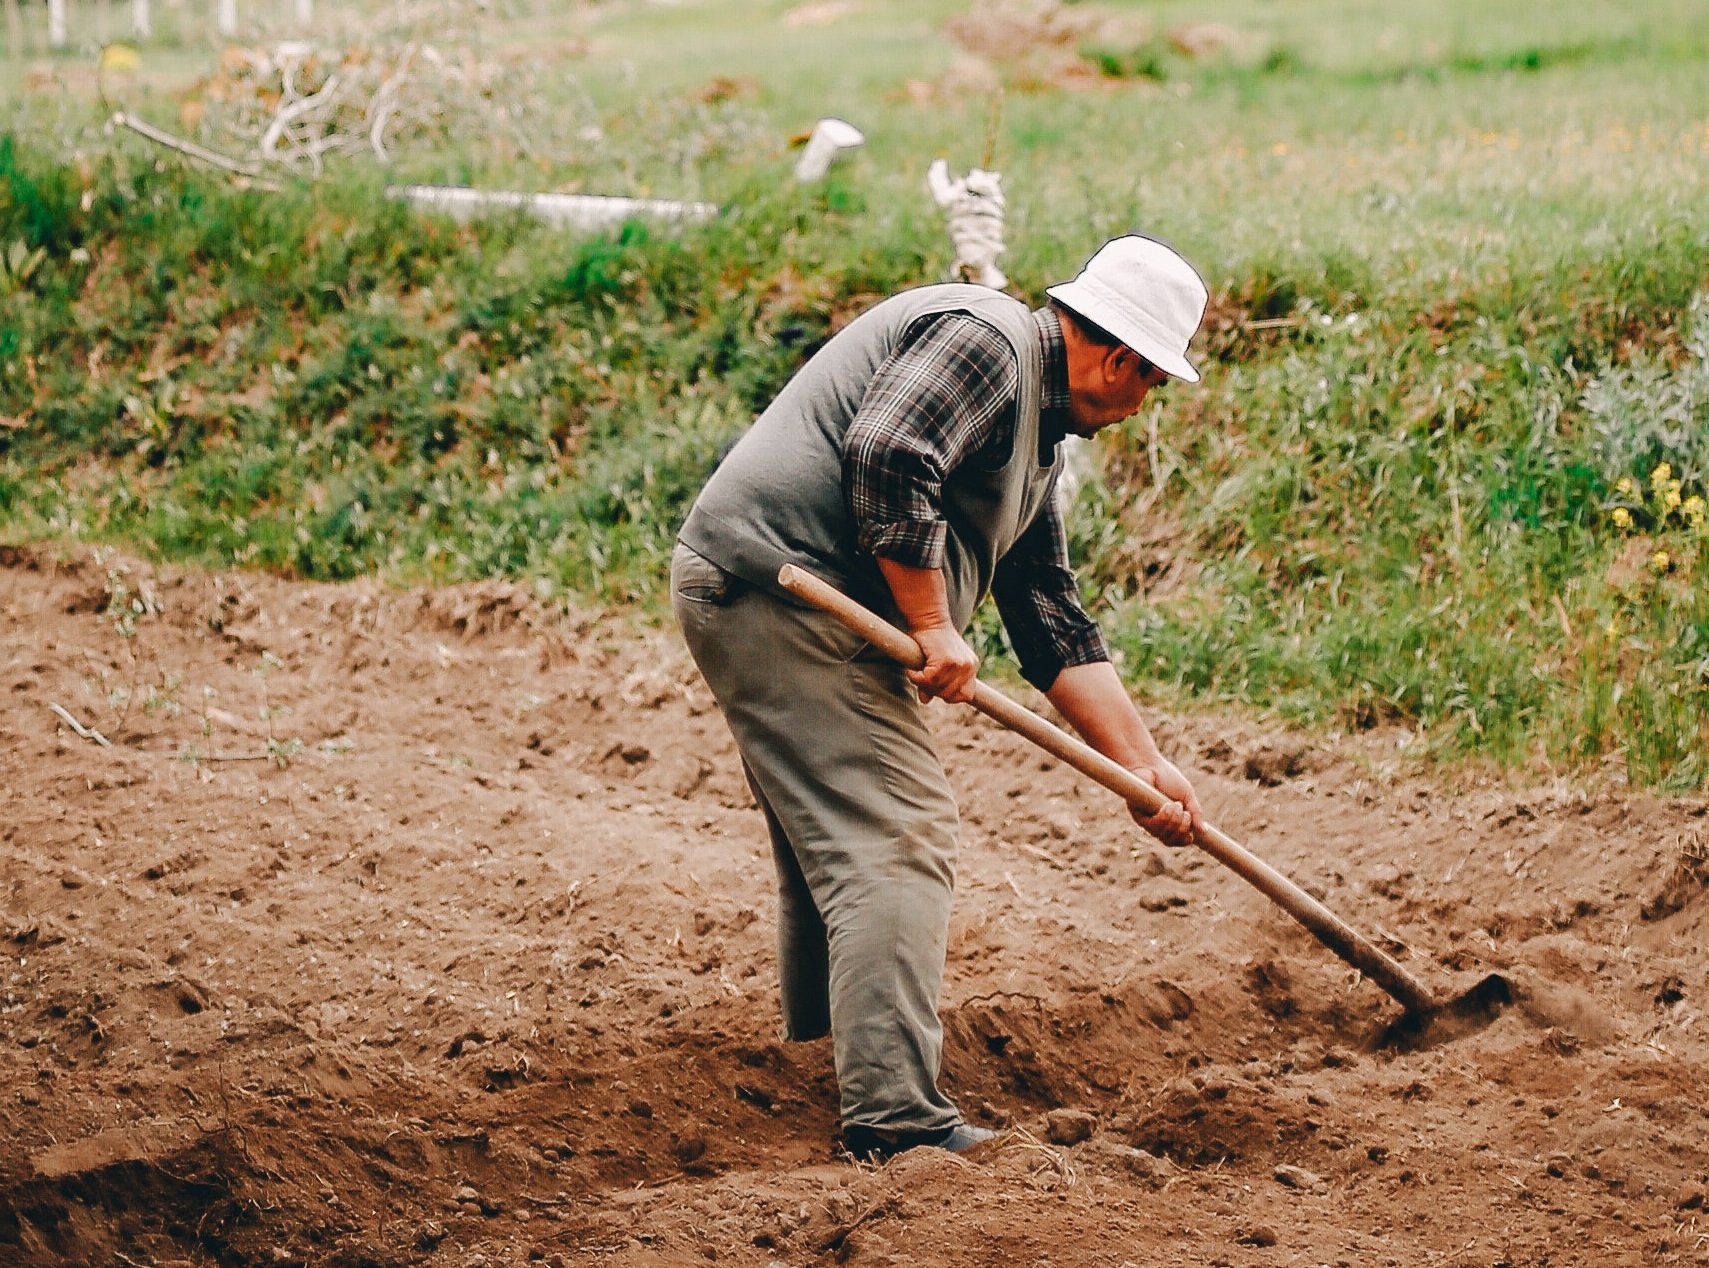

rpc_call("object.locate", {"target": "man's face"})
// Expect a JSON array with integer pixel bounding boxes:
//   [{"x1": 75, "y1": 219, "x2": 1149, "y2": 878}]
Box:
[{"x1": 1065, "y1": 344, "x2": 1171, "y2": 437}]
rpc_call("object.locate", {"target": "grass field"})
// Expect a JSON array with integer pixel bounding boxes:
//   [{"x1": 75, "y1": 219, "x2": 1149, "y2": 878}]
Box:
[{"x1": 4, "y1": 0, "x2": 1709, "y2": 787}]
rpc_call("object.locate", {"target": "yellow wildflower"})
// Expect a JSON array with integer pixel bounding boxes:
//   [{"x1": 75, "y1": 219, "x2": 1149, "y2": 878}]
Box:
[
  {"x1": 1615, "y1": 477, "x2": 1637, "y2": 498},
  {"x1": 99, "y1": 43, "x2": 139, "y2": 72},
  {"x1": 1652, "y1": 462, "x2": 1674, "y2": 488},
  {"x1": 1664, "y1": 484, "x2": 1683, "y2": 514},
  {"x1": 1684, "y1": 495, "x2": 1706, "y2": 527},
  {"x1": 1611, "y1": 507, "x2": 1633, "y2": 530},
  {"x1": 1652, "y1": 549, "x2": 1671, "y2": 574}
]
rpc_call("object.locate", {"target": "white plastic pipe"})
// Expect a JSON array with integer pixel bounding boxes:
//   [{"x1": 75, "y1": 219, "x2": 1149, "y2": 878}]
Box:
[
  {"x1": 217, "y1": 0, "x2": 236, "y2": 36},
  {"x1": 793, "y1": 117, "x2": 864, "y2": 182},
  {"x1": 133, "y1": 0, "x2": 150, "y2": 37},
  {"x1": 294, "y1": 0, "x2": 310, "y2": 25},
  {"x1": 48, "y1": 0, "x2": 66, "y2": 48},
  {"x1": 386, "y1": 185, "x2": 719, "y2": 232}
]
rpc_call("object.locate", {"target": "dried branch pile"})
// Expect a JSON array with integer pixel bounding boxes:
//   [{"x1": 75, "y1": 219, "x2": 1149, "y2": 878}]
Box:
[{"x1": 173, "y1": 1, "x2": 594, "y2": 176}]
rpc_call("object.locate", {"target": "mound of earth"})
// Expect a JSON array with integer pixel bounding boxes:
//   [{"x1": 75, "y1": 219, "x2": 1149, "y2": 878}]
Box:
[{"x1": 1, "y1": 546, "x2": 1705, "y2": 1265}]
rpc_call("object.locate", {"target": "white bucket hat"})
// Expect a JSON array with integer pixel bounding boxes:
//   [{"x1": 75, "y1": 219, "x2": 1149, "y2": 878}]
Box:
[{"x1": 1046, "y1": 235, "x2": 1208, "y2": 383}]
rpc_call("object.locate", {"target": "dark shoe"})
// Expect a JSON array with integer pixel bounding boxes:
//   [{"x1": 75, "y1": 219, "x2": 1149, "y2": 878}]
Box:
[{"x1": 842, "y1": 1121, "x2": 998, "y2": 1162}]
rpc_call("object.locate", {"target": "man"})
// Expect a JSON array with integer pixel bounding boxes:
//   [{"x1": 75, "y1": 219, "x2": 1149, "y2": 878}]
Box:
[{"x1": 672, "y1": 235, "x2": 1208, "y2": 1160}]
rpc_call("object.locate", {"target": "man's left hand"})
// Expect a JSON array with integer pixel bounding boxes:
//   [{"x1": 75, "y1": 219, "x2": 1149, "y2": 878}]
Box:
[{"x1": 1125, "y1": 755, "x2": 1202, "y2": 849}]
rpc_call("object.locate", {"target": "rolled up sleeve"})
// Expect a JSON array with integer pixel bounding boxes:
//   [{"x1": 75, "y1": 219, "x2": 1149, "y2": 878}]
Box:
[
  {"x1": 991, "y1": 497, "x2": 1110, "y2": 690},
  {"x1": 841, "y1": 313, "x2": 1021, "y2": 570}
]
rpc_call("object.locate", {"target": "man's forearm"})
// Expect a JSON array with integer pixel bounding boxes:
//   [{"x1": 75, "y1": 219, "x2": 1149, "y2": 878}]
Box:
[
  {"x1": 1046, "y1": 660, "x2": 1202, "y2": 846},
  {"x1": 1043, "y1": 660, "x2": 1161, "y2": 769},
  {"x1": 875, "y1": 557, "x2": 956, "y2": 633}
]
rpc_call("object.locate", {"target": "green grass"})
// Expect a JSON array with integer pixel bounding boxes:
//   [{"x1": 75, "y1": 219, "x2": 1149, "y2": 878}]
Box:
[{"x1": 4, "y1": 0, "x2": 1709, "y2": 787}]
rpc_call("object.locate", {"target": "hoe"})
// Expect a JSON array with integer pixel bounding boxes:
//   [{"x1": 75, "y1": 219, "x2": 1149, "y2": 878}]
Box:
[{"x1": 779, "y1": 564, "x2": 1513, "y2": 1048}]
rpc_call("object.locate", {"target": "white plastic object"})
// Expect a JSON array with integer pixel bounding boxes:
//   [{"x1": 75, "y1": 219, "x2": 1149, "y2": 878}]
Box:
[
  {"x1": 793, "y1": 117, "x2": 865, "y2": 182},
  {"x1": 386, "y1": 185, "x2": 719, "y2": 232},
  {"x1": 926, "y1": 157, "x2": 1007, "y2": 290}
]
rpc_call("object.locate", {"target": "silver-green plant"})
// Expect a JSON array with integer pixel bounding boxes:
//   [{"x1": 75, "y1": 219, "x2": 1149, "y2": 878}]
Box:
[{"x1": 1583, "y1": 291, "x2": 1709, "y2": 497}]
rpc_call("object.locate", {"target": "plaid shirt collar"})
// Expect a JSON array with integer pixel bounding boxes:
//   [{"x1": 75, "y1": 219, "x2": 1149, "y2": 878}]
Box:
[{"x1": 1033, "y1": 306, "x2": 1071, "y2": 456}]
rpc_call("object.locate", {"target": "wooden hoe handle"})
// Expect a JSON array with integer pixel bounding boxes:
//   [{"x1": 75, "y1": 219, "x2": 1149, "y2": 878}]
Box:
[{"x1": 777, "y1": 564, "x2": 1440, "y2": 1018}]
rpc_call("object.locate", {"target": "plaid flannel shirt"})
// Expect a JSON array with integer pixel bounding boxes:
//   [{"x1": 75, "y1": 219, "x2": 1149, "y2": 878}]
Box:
[{"x1": 841, "y1": 307, "x2": 1110, "y2": 690}]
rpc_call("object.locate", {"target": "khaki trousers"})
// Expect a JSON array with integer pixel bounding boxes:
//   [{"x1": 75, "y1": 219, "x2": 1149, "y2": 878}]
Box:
[{"x1": 671, "y1": 542, "x2": 963, "y2": 1134}]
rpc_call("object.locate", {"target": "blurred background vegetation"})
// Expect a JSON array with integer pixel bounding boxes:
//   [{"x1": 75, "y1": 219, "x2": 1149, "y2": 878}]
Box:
[{"x1": 4, "y1": 0, "x2": 1709, "y2": 787}]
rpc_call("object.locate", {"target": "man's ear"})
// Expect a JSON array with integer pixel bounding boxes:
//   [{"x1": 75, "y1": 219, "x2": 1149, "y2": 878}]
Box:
[{"x1": 1102, "y1": 344, "x2": 1134, "y2": 383}]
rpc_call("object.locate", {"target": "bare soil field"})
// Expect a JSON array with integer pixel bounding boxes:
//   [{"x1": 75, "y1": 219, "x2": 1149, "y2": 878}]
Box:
[{"x1": 1, "y1": 545, "x2": 1705, "y2": 1267}]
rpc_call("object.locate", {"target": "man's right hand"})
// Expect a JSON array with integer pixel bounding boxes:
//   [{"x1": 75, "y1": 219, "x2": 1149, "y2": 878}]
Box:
[
  {"x1": 873, "y1": 558, "x2": 980, "y2": 704},
  {"x1": 907, "y1": 625, "x2": 980, "y2": 704}
]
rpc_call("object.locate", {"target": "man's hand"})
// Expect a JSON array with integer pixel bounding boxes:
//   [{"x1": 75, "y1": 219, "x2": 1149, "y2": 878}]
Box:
[
  {"x1": 873, "y1": 558, "x2": 980, "y2": 704},
  {"x1": 907, "y1": 625, "x2": 980, "y2": 704},
  {"x1": 1044, "y1": 661, "x2": 1203, "y2": 850},
  {"x1": 1124, "y1": 754, "x2": 1203, "y2": 849}
]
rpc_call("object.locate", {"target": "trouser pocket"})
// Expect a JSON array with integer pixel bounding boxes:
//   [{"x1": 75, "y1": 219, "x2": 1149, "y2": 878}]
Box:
[{"x1": 671, "y1": 542, "x2": 745, "y2": 606}]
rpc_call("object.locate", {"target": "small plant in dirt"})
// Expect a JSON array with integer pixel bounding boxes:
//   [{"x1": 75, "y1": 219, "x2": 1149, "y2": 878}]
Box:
[
  {"x1": 264, "y1": 735, "x2": 304, "y2": 768},
  {"x1": 99, "y1": 552, "x2": 160, "y2": 641},
  {"x1": 143, "y1": 673, "x2": 183, "y2": 719}
]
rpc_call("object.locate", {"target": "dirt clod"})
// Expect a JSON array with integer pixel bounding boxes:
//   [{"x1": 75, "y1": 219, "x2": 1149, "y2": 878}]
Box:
[
  {"x1": 1242, "y1": 743, "x2": 1311, "y2": 786},
  {"x1": 1123, "y1": 1147, "x2": 1175, "y2": 1185},
  {"x1": 1137, "y1": 883, "x2": 1191, "y2": 912},
  {"x1": 1274, "y1": 1163, "x2": 1326, "y2": 1191},
  {"x1": 674, "y1": 1133, "x2": 709, "y2": 1164},
  {"x1": 1044, "y1": 1108, "x2": 1096, "y2": 1145}
]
